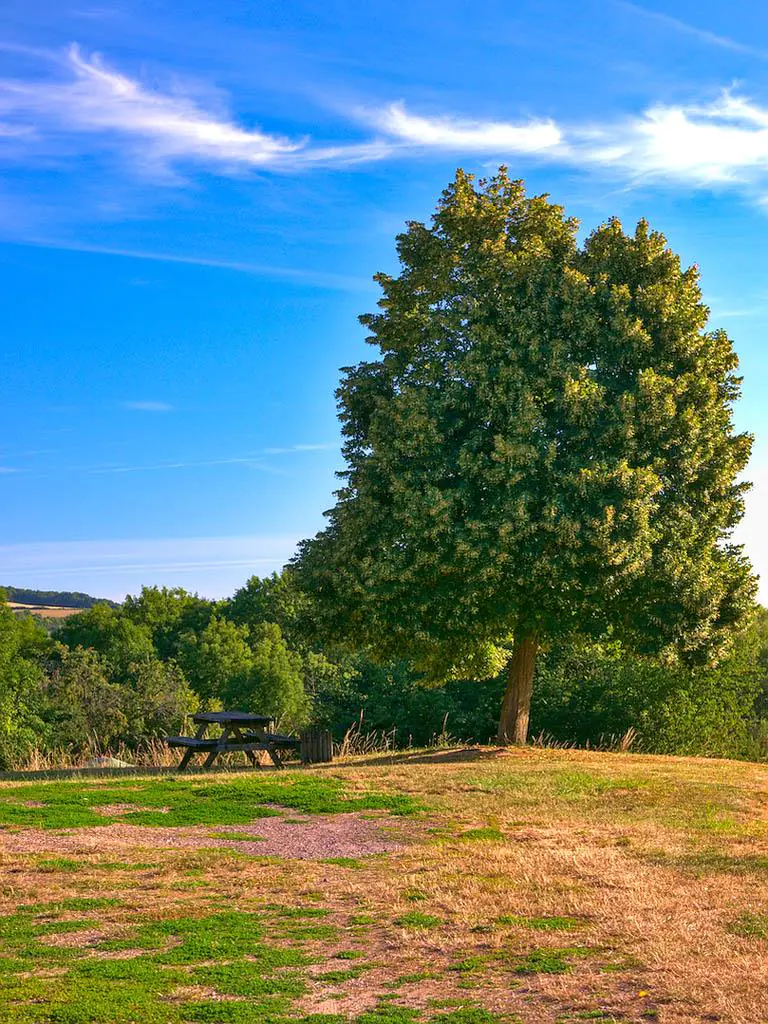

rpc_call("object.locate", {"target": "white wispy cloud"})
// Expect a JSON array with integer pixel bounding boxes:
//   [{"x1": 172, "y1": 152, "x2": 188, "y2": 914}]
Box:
[
  {"x1": 371, "y1": 101, "x2": 563, "y2": 153},
  {"x1": 378, "y1": 92, "x2": 768, "y2": 192},
  {"x1": 9, "y1": 239, "x2": 370, "y2": 292},
  {"x1": 0, "y1": 44, "x2": 305, "y2": 173},
  {"x1": 3, "y1": 43, "x2": 768, "y2": 202},
  {"x1": 578, "y1": 92, "x2": 768, "y2": 187},
  {"x1": 261, "y1": 443, "x2": 336, "y2": 455},
  {"x1": 616, "y1": 1, "x2": 768, "y2": 60},
  {"x1": 85, "y1": 443, "x2": 336, "y2": 476},
  {"x1": 121, "y1": 400, "x2": 174, "y2": 412},
  {"x1": 88, "y1": 456, "x2": 288, "y2": 477},
  {"x1": 0, "y1": 44, "x2": 396, "y2": 176},
  {"x1": 0, "y1": 443, "x2": 338, "y2": 480}
]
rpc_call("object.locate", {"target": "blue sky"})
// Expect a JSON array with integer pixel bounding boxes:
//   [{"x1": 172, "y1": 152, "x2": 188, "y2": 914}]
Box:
[{"x1": 2, "y1": 0, "x2": 768, "y2": 601}]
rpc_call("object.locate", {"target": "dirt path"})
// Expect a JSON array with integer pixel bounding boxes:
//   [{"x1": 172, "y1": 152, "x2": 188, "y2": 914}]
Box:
[{"x1": 0, "y1": 811, "x2": 409, "y2": 859}]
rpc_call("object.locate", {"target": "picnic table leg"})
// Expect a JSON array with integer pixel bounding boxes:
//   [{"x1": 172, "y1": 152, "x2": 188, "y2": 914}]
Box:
[
  {"x1": 202, "y1": 725, "x2": 228, "y2": 769},
  {"x1": 230, "y1": 727, "x2": 261, "y2": 769},
  {"x1": 177, "y1": 721, "x2": 209, "y2": 772},
  {"x1": 266, "y1": 745, "x2": 284, "y2": 770},
  {"x1": 177, "y1": 747, "x2": 195, "y2": 771}
]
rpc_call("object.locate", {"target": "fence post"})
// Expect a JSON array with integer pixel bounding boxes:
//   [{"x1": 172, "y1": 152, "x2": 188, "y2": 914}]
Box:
[{"x1": 300, "y1": 728, "x2": 333, "y2": 764}]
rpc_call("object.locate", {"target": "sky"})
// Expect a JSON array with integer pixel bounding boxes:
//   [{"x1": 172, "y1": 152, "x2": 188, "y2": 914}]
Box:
[{"x1": 1, "y1": 0, "x2": 768, "y2": 602}]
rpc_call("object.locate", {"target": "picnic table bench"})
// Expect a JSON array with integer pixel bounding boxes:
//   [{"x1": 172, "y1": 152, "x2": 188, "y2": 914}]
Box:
[{"x1": 167, "y1": 711, "x2": 300, "y2": 771}]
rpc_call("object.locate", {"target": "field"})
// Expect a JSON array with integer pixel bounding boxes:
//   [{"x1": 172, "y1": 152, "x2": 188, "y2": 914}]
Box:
[
  {"x1": 1, "y1": 747, "x2": 767, "y2": 1024},
  {"x1": 8, "y1": 603, "x2": 81, "y2": 620}
]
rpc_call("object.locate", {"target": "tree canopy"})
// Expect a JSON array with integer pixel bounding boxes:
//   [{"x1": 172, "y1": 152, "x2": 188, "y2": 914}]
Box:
[{"x1": 295, "y1": 168, "x2": 757, "y2": 743}]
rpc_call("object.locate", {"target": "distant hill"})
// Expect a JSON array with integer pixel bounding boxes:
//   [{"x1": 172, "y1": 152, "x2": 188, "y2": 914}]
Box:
[{"x1": 2, "y1": 587, "x2": 119, "y2": 610}]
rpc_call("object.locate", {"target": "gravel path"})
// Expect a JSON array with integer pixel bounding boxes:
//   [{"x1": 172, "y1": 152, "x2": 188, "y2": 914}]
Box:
[{"x1": 0, "y1": 812, "x2": 408, "y2": 860}]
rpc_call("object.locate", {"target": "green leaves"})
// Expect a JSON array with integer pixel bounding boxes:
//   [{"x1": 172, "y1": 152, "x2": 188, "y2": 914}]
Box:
[{"x1": 295, "y1": 168, "x2": 756, "y2": 699}]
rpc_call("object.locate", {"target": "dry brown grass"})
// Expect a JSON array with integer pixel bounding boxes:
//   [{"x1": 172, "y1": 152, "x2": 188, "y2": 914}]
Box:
[
  {"x1": 8, "y1": 602, "x2": 80, "y2": 619},
  {"x1": 2, "y1": 745, "x2": 768, "y2": 1022}
]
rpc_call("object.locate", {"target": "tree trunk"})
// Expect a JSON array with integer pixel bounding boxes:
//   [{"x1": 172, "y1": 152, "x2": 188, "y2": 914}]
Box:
[{"x1": 497, "y1": 635, "x2": 539, "y2": 745}]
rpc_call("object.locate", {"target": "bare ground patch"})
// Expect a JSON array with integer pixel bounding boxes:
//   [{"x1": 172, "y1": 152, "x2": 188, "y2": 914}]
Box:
[{"x1": 0, "y1": 812, "x2": 409, "y2": 860}]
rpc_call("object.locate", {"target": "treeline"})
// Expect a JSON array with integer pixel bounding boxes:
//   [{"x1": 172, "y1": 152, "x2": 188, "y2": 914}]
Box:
[
  {"x1": 3, "y1": 587, "x2": 118, "y2": 609},
  {"x1": 0, "y1": 572, "x2": 767, "y2": 769}
]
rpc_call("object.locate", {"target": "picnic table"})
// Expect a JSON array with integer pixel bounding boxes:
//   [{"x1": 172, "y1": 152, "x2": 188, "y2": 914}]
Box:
[{"x1": 167, "y1": 711, "x2": 299, "y2": 771}]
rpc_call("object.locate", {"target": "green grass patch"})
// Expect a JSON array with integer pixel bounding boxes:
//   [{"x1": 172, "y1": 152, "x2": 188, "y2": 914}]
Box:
[
  {"x1": 497, "y1": 914, "x2": 583, "y2": 931},
  {"x1": 34, "y1": 856, "x2": 83, "y2": 872},
  {"x1": 728, "y1": 912, "x2": 768, "y2": 939},
  {"x1": 457, "y1": 827, "x2": 504, "y2": 842},
  {"x1": 394, "y1": 912, "x2": 442, "y2": 929},
  {"x1": 0, "y1": 774, "x2": 421, "y2": 831},
  {"x1": 663, "y1": 850, "x2": 768, "y2": 875},
  {"x1": 191, "y1": 961, "x2": 308, "y2": 996},
  {"x1": 357, "y1": 1007, "x2": 422, "y2": 1024},
  {"x1": 402, "y1": 887, "x2": 428, "y2": 902},
  {"x1": 448, "y1": 955, "x2": 492, "y2": 974},
  {"x1": 514, "y1": 947, "x2": 584, "y2": 975},
  {"x1": 314, "y1": 967, "x2": 366, "y2": 982}
]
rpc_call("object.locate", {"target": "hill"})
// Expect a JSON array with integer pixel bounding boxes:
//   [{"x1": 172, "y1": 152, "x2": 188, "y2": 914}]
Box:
[
  {"x1": 0, "y1": 746, "x2": 764, "y2": 1021},
  {"x1": 2, "y1": 586, "x2": 118, "y2": 610}
]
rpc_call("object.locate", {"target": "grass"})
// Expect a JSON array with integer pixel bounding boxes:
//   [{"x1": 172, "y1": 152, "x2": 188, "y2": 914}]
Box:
[
  {"x1": 2, "y1": 746, "x2": 768, "y2": 1021},
  {"x1": 728, "y1": 912, "x2": 768, "y2": 939},
  {"x1": 496, "y1": 913, "x2": 583, "y2": 930},
  {"x1": 393, "y1": 911, "x2": 443, "y2": 929},
  {"x1": 0, "y1": 774, "x2": 420, "y2": 829}
]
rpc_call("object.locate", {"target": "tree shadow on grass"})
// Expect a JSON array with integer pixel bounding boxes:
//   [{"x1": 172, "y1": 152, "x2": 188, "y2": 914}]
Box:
[{"x1": 325, "y1": 746, "x2": 507, "y2": 769}]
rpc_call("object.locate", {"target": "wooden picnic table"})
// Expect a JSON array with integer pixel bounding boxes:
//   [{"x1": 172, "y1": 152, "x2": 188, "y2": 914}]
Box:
[{"x1": 166, "y1": 710, "x2": 299, "y2": 771}]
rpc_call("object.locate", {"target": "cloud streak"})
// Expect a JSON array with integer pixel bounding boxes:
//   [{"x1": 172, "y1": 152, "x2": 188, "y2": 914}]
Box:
[
  {"x1": 1, "y1": 44, "x2": 303, "y2": 172},
  {"x1": 616, "y1": 1, "x2": 768, "y2": 60},
  {"x1": 0, "y1": 44, "x2": 390, "y2": 175},
  {"x1": 579, "y1": 93, "x2": 768, "y2": 187},
  {"x1": 0, "y1": 443, "x2": 338, "y2": 481},
  {"x1": 0, "y1": 534, "x2": 301, "y2": 599},
  {"x1": 3, "y1": 44, "x2": 768, "y2": 202},
  {"x1": 9, "y1": 239, "x2": 370, "y2": 292},
  {"x1": 372, "y1": 101, "x2": 562, "y2": 153},
  {"x1": 121, "y1": 400, "x2": 174, "y2": 412}
]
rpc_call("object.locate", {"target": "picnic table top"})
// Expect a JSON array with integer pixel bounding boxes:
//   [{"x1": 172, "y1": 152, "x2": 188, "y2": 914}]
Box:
[{"x1": 192, "y1": 711, "x2": 272, "y2": 726}]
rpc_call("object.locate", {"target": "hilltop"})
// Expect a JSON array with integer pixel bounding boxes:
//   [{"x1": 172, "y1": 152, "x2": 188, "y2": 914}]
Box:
[
  {"x1": 0, "y1": 745, "x2": 766, "y2": 1022},
  {"x1": 3, "y1": 586, "x2": 119, "y2": 622},
  {"x1": 2, "y1": 586, "x2": 119, "y2": 609}
]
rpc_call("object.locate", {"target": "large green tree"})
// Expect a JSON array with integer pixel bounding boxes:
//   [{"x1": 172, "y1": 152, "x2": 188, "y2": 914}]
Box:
[{"x1": 295, "y1": 169, "x2": 756, "y2": 744}]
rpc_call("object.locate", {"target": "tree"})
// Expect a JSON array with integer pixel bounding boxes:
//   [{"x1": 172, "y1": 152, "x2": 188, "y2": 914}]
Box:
[
  {"x1": 224, "y1": 622, "x2": 309, "y2": 731},
  {"x1": 56, "y1": 604, "x2": 156, "y2": 682},
  {"x1": 42, "y1": 646, "x2": 127, "y2": 751},
  {"x1": 227, "y1": 571, "x2": 311, "y2": 649},
  {"x1": 122, "y1": 586, "x2": 215, "y2": 660},
  {"x1": 177, "y1": 616, "x2": 253, "y2": 706},
  {"x1": 125, "y1": 659, "x2": 198, "y2": 743},
  {"x1": 0, "y1": 594, "x2": 48, "y2": 767},
  {"x1": 295, "y1": 168, "x2": 756, "y2": 744}
]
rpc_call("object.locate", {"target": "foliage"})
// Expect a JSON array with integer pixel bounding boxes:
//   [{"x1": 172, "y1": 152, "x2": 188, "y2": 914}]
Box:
[
  {"x1": 48, "y1": 604, "x2": 198, "y2": 750},
  {"x1": 0, "y1": 598, "x2": 48, "y2": 767},
  {"x1": 227, "y1": 571, "x2": 312, "y2": 651},
  {"x1": 41, "y1": 645, "x2": 128, "y2": 750},
  {"x1": 178, "y1": 616, "x2": 310, "y2": 730},
  {"x1": 228, "y1": 622, "x2": 309, "y2": 729},
  {"x1": 178, "y1": 615, "x2": 253, "y2": 705},
  {"x1": 121, "y1": 586, "x2": 216, "y2": 661},
  {"x1": 294, "y1": 168, "x2": 756, "y2": 740},
  {"x1": 308, "y1": 622, "x2": 767, "y2": 760},
  {"x1": 1, "y1": 586, "x2": 117, "y2": 609}
]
